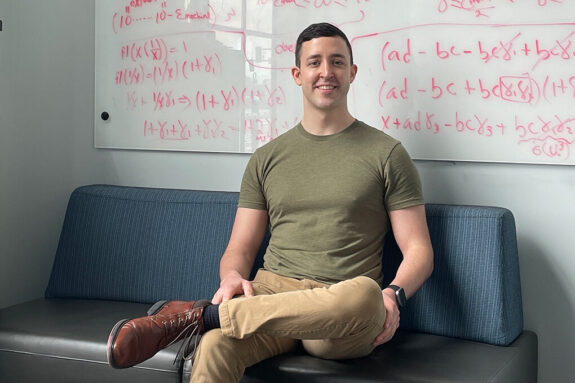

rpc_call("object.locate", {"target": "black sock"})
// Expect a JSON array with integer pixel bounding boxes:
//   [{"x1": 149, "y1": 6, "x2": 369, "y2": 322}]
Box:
[{"x1": 203, "y1": 304, "x2": 220, "y2": 330}]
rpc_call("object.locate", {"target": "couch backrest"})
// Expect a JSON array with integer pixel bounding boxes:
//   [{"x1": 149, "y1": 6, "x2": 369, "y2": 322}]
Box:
[
  {"x1": 46, "y1": 185, "x2": 523, "y2": 346},
  {"x1": 383, "y1": 204, "x2": 524, "y2": 346},
  {"x1": 45, "y1": 185, "x2": 238, "y2": 303}
]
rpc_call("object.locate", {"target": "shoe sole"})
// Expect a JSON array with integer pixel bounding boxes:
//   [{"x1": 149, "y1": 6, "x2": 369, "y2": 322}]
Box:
[{"x1": 106, "y1": 318, "x2": 130, "y2": 369}]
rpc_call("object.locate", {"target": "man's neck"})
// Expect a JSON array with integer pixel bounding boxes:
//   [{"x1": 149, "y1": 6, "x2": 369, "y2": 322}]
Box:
[{"x1": 300, "y1": 110, "x2": 356, "y2": 136}]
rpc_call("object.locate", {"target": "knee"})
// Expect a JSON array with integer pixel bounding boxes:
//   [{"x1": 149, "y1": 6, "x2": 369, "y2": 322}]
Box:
[
  {"x1": 353, "y1": 276, "x2": 384, "y2": 301},
  {"x1": 330, "y1": 276, "x2": 385, "y2": 320},
  {"x1": 351, "y1": 277, "x2": 385, "y2": 316}
]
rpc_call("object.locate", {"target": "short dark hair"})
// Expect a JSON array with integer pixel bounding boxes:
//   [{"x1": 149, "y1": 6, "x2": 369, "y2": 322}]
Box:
[{"x1": 295, "y1": 23, "x2": 353, "y2": 67}]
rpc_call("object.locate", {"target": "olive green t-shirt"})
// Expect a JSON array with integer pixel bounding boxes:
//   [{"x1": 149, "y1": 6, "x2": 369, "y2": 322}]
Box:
[{"x1": 239, "y1": 120, "x2": 424, "y2": 286}]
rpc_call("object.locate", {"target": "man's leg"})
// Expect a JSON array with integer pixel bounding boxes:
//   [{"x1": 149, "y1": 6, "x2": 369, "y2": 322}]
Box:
[
  {"x1": 190, "y1": 330, "x2": 297, "y2": 383},
  {"x1": 301, "y1": 323, "x2": 382, "y2": 360},
  {"x1": 219, "y1": 272, "x2": 386, "y2": 359},
  {"x1": 190, "y1": 269, "x2": 306, "y2": 383},
  {"x1": 109, "y1": 271, "x2": 385, "y2": 379}
]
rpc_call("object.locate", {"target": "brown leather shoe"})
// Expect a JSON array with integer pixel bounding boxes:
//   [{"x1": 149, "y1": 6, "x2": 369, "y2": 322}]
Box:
[{"x1": 107, "y1": 300, "x2": 211, "y2": 369}]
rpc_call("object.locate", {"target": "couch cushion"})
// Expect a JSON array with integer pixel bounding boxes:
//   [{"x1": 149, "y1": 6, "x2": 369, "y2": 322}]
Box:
[
  {"x1": 0, "y1": 298, "x2": 536, "y2": 383},
  {"x1": 0, "y1": 298, "x2": 188, "y2": 383},
  {"x1": 45, "y1": 185, "x2": 239, "y2": 303},
  {"x1": 240, "y1": 330, "x2": 537, "y2": 383}
]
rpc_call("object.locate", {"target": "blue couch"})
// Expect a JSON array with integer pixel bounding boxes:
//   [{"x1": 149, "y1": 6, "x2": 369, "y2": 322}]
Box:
[{"x1": 0, "y1": 185, "x2": 537, "y2": 382}]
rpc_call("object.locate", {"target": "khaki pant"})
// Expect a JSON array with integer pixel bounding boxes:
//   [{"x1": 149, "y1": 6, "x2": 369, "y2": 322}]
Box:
[{"x1": 190, "y1": 269, "x2": 386, "y2": 383}]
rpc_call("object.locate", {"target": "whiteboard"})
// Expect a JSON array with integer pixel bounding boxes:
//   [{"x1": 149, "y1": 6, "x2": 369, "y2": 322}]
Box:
[{"x1": 95, "y1": 0, "x2": 575, "y2": 165}]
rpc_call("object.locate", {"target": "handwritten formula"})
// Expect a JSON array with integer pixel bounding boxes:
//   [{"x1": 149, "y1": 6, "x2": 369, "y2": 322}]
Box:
[{"x1": 95, "y1": 0, "x2": 575, "y2": 164}]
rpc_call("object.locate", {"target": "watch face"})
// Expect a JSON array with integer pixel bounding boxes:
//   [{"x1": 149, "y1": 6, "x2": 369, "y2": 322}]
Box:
[
  {"x1": 396, "y1": 288, "x2": 406, "y2": 308},
  {"x1": 390, "y1": 285, "x2": 406, "y2": 308}
]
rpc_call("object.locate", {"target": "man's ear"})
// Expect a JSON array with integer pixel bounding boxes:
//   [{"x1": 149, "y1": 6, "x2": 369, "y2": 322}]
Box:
[
  {"x1": 291, "y1": 66, "x2": 302, "y2": 86},
  {"x1": 350, "y1": 64, "x2": 358, "y2": 83}
]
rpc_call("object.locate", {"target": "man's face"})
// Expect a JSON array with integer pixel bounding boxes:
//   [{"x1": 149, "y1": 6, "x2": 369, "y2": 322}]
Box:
[{"x1": 291, "y1": 36, "x2": 357, "y2": 114}]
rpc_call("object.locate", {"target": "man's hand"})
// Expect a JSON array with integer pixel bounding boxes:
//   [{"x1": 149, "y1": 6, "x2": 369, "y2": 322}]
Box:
[
  {"x1": 373, "y1": 289, "x2": 400, "y2": 346},
  {"x1": 211, "y1": 271, "x2": 254, "y2": 304}
]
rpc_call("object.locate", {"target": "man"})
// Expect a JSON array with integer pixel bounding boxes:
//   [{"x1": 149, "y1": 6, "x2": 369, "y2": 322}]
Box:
[{"x1": 107, "y1": 23, "x2": 433, "y2": 383}]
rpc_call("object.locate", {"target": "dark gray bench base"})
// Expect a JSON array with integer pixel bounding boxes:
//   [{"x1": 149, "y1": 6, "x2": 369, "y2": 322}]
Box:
[{"x1": 1, "y1": 298, "x2": 537, "y2": 383}]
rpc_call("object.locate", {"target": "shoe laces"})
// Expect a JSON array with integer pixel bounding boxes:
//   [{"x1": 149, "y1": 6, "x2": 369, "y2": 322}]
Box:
[{"x1": 164, "y1": 310, "x2": 203, "y2": 364}]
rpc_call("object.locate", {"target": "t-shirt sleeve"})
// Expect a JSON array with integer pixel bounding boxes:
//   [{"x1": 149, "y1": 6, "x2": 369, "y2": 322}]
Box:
[
  {"x1": 383, "y1": 143, "x2": 425, "y2": 211},
  {"x1": 238, "y1": 153, "x2": 268, "y2": 210}
]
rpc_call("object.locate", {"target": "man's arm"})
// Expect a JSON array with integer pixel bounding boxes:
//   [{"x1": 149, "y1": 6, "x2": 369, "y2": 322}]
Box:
[
  {"x1": 211, "y1": 207, "x2": 269, "y2": 304},
  {"x1": 373, "y1": 204, "x2": 434, "y2": 346}
]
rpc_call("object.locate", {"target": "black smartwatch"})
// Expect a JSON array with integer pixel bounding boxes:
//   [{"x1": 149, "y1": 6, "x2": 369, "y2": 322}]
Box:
[{"x1": 387, "y1": 284, "x2": 406, "y2": 308}]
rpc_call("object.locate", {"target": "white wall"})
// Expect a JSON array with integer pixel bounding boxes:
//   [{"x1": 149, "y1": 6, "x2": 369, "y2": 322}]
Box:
[
  {"x1": 1, "y1": 1, "x2": 574, "y2": 382},
  {"x1": 0, "y1": 1, "x2": 80, "y2": 309}
]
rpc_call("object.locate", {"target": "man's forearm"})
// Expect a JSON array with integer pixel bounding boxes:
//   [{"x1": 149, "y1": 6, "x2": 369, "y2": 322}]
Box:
[
  {"x1": 219, "y1": 250, "x2": 255, "y2": 281},
  {"x1": 387, "y1": 205, "x2": 434, "y2": 299},
  {"x1": 218, "y1": 207, "x2": 269, "y2": 281},
  {"x1": 385, "y1": 244, "x2": 433, "y2": 299}
]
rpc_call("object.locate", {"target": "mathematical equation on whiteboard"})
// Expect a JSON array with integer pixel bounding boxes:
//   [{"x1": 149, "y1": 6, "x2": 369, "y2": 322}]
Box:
[
  {"x1": 367, "y1": 27, "x2": 575, "y2": 160},
  {"x1": 98, "y1": 0, "x2": 575, "y2": 162}
]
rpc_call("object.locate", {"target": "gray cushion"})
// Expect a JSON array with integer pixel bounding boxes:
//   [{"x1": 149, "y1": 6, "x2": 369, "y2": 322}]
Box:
[
  {"x1": 0, "y1": 298, "x2": 184, "y2": 383},
  {"x1": 0, "y1": 298, "x2": 536, "y2": 383},
  {"x1": 241, "y1": 330, "x2": 537, "y2": 383}
]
